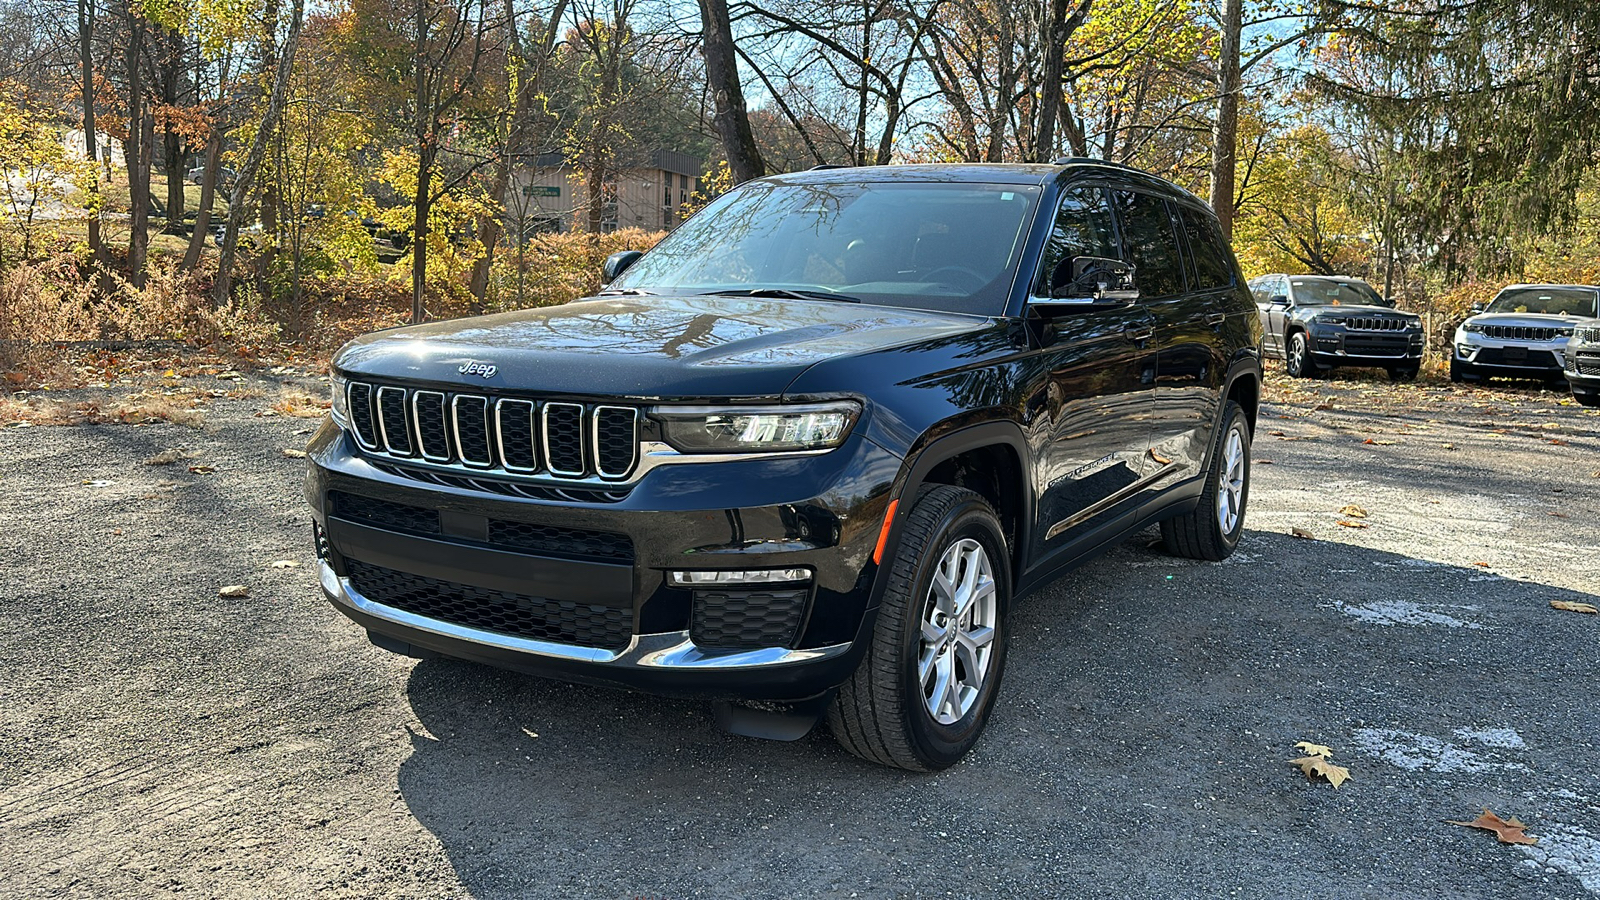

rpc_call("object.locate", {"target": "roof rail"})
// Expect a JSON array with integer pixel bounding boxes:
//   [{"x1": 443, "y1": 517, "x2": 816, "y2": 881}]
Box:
[
  {"x1": 808, "y1": 163, "x2": 851, "y2": 170},
  {"x1": 1052, "y1": 155, "x2": 1134, "y2": 168}
]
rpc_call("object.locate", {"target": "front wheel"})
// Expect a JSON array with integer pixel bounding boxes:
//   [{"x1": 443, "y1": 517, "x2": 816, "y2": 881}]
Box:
[
  {"x1": 1574, "y1": 392, "x2": 1600, "y2": 408},
  {"x1": 827, "y1": 485, "x2": 1010, "y2": 771},
  {"x1": 1389, "y1": 365, "x2": 1419, "y2": 382},
  {"x1": 1285, "y1": 332, "x2": 1321, "y2": 378},
  {"x1": 1161, "y1": 400, "x2": 1251, "y2": 561}
]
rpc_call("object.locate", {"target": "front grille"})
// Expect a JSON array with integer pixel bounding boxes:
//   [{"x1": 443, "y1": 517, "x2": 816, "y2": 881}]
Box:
[
  {"x1": 690, "y1": 588, "x2": 809, "y2": 650},
  {"x1": 367, "y1": 460, "x2": 631, "y2": 503},
  {"x1": 1345, "y1": 317, "x2": 1410, "y2": 331},
  {"x1": 1479, "y1": 324, "x2": 1562, "y2": 341},
  {"x1": 329, "y1": 489, "x2": 633, "y2": 562},
  {"x1": 1575, "y1": 354, "x2": 1600, "y2": 376},
  {"x1": 1343, "y1": 335, "x2": 1408, "y2": 357},
  {"x1": 330, "y1": 490, "x2": 440, "y2": 534},
  {"x1": 347, "y1": 559, "x2": 632, "y2": 650},
  {"x1": 345, "y1": 380, "x2": 640, "y2": 481},
  {"x1": 1576, "y1": 325, "x2": 1600, "y2": 343},
  {"x1": 1474, "y1": 347, "x2": 1559, "y2": 368}
]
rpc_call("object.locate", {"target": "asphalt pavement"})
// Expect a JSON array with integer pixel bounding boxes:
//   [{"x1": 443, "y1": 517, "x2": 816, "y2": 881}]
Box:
[{"x1": 2, "y1": 370, "x2": 1597, "y2": 899}]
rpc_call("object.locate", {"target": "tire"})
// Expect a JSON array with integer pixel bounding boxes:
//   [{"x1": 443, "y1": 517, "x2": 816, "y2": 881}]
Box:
[
  {"x1": 1285, "y1": 332, "x2": 1321, "y2": 378},
  {"x1": 1161, "y1": 400, "x2": 1250, "y2": 561},
  {"x1": 1575, "y1": 392, "x2": 1600, "y2": 408},
  {"x1": 1388, "y1": 365, "x2": 1419, "y2": 382},
  {"x1": 827, "y1": 485, "x2": 1011, "y2": 772},
  {"x1": 1449, "y1": 358, "x2": 1481, "y2": 384}
]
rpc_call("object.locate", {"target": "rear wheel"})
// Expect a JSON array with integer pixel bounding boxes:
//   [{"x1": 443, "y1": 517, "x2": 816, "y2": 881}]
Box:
[
  {"x1": 1575, "y1": 392, "x2": 1600, "y2": 408},
  {"x1": 1161, "y1": 400, "x2": 1250, "y2": 561},
  {"x1": 1388, "y1": 365, "x2": 1419, "y2": 382},
  {"x1": 827, "y1": 485, "x2": 1010, "y2": 771},
  {"x1": 1285, "y1": 332, "x2": 1321, "y2": 378}
]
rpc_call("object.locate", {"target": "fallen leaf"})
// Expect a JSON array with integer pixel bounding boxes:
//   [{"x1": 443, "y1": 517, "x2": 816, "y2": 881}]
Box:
[
  {"x1": 142, "y1": 448, "x2": 191, "y2": 466},
  {"x1": 218, "y1": 585, "x2": 250, "y2": 598},
  {"x1": 1362, "y1": 438, "x2": 1397, "y2": 446},
  {"x1": 1337, "y1": 520, "x2": 1370, "y2": 528},
  {"x1": 1291, "y1": 527, "x2": 1314, "y2": 540},
  {"x1": 1294, "y1": 741, "x2": 1333, "y2": 758},
  {"x1": 270, "y1": 560, "x2": 300, "y2": 569},
  {"x1": 1254, "y1": 458, "x2": 1273, "y2": 464},
  {"x1": 1148, "y1": 449, "x2": 1172, "y2": 465},
  {"x1": 281, "y1": 448, "x2": 307, "y2": 459},
  {"x1": 1289, "y1": 755, "x2": 1351, "y2": 788},
  {"x1": 1338, "y1": 504, "x2": 1368, "y2": 518},
  {"x1": 188, "y1": 465, "x2": 216, "y2": 474},
  {"x1": 1442, "y1": 443, "x2": 1457, "y2": 450},
  {"x1": 1551, "y1": 600, "x2": 1598, "y2": 614},
  {"x1": 1269, "y1": 430, "x2": 1286, "y2": 437},
  {"x1": 1547, "y1": 512, "x2": 1569, "y2": 518},
  {"x1": 1448, "y1": 809, "x2": 1538, "y2": 845},
  {"x1": 80, "y1": 479, "x2": 114, "y2": 487},
  {"x1": 1472, "y1": 561, "x2": 1490, "y2": 568},
  {"x1": 1547, "y1": 439, "x2": 1567, "y2": 446}
]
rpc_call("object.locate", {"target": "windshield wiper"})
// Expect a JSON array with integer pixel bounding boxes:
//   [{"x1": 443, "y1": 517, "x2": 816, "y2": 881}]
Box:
[
  {"x1": 700, "y1": 287, "x2": 860, "y2": 303},
  {"x1": 597, "y1": 288, "x2": 654, "y2": 296}
]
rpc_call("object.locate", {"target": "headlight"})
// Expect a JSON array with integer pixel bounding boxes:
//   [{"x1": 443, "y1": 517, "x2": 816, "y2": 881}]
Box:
[
  {"x1": 1462, "y1": 322, "x2": 1485, "y2": 333},
  {"x1": 330, "y1": 371, "x2": 349, "y2": 425},
  {"x1": 1316, "y1": 315, "x2": 1346, "y2": 326},
  {"x1": 1555, "y1": 324, "x2": 1575, "y2": 336},
  {"x1": 654, "y1": 402, "x2": 860, "y2": 453}
]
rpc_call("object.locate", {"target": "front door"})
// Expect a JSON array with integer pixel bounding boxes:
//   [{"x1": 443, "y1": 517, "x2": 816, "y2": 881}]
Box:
[{"x1": 1024, "y1": 185, "x2": 1158, "y2": 564}]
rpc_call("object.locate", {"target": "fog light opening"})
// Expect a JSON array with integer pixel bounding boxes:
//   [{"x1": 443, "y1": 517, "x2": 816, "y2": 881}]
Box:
[{"x1": 669, "y1": 568, "x2": 811, "y2": 587}]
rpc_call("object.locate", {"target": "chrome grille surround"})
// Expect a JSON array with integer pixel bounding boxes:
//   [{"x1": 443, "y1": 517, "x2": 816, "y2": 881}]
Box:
[
  {"x1": 1480, "y1": 324, "x2": 1561, "y2": 341},
  {"x1": 1345, "y1": 316, "x2": 1410, "y2": 331},
  {"x1": 346, "y1": 381, "x2": 636, "y2": 483}
]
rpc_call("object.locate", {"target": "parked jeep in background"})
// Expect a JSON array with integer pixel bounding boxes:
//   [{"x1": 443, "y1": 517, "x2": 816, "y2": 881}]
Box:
[
  {"x1": 1452, "y1": 284, "x2": 1598, "y2": 385},
  {"x1": 306, "y1": 160, "x2": 1263, "y2": 771},
  {"x1": 1563, "y1": 318, "x2": 1600, "y2": 406},
  {"x1": 1248, "y1": 274, "x2": 1424, "y2": 380}
]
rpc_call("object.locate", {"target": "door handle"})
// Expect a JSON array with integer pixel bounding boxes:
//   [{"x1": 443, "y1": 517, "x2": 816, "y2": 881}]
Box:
[
  {"x1": 1123, "y1": 325, "x2": 1154, "y2": 342},
  {"x1": 1206, "y1": 312, "x2": 1227, "y2": 326}
]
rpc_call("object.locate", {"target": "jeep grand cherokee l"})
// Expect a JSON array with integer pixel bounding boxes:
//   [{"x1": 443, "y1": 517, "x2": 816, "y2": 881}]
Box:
[
  {"x1": 1248, "y1": 274, "x2": 1424, "y2": 380},
  {"x1": 1452, "y1": 284, "x2": 1598, "y2": 384},
  {"x1": 307, "y1": 161, "x2": 1263, "y2": 771},
  {"x1": 1564, "y1": 318, "x2": 1600, "y2": 406}
]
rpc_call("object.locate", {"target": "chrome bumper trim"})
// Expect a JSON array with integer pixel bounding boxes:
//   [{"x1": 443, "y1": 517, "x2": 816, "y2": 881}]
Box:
[{"x1": 319, "y1": 561, "x2": 851, "y2": 669}]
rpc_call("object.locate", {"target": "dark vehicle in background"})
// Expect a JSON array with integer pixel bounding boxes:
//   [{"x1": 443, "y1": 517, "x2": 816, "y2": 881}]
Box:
[
  {"x1": 1452, "y1": 284, "x2": 1598, "y2": 385},
  {"x1": 306, "y1": 160, "x2": 1263, "y2": 771},
  {"x1": 1560, "y1": 317, "x2": 1600, "y2": 406},
  {"x1": 1248, "y1": 274, "x2": 1424, "y2": 380}
]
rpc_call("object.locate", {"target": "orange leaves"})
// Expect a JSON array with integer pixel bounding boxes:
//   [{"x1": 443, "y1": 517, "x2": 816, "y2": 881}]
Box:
[
  {"x1": 1448, "y1": 810, "x2": 1538, "y2": 845},
  {"x1": 1336, "y1": 520, "x2": 1369, "y2": 529}
]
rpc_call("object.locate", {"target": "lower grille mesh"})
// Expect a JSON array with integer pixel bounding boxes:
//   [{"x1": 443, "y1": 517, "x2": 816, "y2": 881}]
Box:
[
  {"x1": 347, "y1": 559, "x2": 632, "y2": 650},
  {"x1": 691, "y1": 588, "x2": 808, "y2": 650}
]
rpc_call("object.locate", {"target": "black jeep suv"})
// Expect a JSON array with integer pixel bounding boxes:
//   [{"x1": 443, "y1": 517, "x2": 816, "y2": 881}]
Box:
[
  {"x1": 1248, "y1": 274, "x2": 1424, "y2": 380},
  {"x1": 306, "y1": 161, "x2": 1263, "y2": 771}
]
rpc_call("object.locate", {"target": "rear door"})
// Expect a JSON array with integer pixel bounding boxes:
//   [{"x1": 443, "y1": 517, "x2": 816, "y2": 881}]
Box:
[{"x1": 1024, "y1": 184, "x2": 1158, "y2": 563}]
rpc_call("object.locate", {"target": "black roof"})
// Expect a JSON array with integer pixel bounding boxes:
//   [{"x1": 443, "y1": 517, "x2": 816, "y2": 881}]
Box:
[{"x1": 762, "y1": 160, "x2": 1210, "y2": 210}]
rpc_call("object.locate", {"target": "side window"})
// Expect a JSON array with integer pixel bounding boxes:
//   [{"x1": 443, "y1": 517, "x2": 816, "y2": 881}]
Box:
[
  {"x1": 1249, "y1": 278, "x2": 1271, "y2": 304},
  {"x1": 1179, "y1": 207, "x2": 1234, "y2": 290},
  {"x1": 1112, "y1": 190, "x2": 1184, "y2": 298},
  {"x1": 1034, "y1": 186, "x2": 1119, "y2": 294}
]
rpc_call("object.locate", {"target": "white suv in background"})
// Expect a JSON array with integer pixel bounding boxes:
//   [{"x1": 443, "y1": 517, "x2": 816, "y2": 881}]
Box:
[{"x1": 1451, "y1": 284, "x2": 1598, "y2": 384}]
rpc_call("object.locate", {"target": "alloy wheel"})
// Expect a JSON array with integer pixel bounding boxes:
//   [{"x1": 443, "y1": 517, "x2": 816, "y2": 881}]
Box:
[
  {"x1": 917, "y1": 537, "x2": 998, "y2": 726},
  {"x1": 1216, "y1": 425, "x2": 1245, "y2": 534}
]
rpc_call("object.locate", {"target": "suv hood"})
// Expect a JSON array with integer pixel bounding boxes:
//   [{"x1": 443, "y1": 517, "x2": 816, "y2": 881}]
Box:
[
  {"x1": 1464, "y1": 312, "x2": 1583, "y2": 328},
  {"x1": 334, "y1": 294, "x2": 989, "y2": 400},
  {"x1": 1304, "y1": 304, "x2": 1411, "y2": 317}
]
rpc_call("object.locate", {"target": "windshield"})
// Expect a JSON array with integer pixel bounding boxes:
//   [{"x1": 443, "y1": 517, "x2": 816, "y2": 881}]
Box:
[
  {"x1": 609, "y1": 180, "x2": 1040, "y2": 316},
  {"x1": 1485, "y1": 287, "x2": 1598, "y2": 317},
  {"x1": 1289, "y1": 278, "x2": 1388, "y2": 307}
]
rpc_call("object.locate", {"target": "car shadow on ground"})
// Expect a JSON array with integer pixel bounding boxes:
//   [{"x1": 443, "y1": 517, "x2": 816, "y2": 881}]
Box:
[{"x1": 391, "y1": 528, "x2": 1600, "y2": 898}]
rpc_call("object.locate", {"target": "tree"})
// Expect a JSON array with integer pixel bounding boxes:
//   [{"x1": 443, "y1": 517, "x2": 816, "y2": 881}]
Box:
[{"x1": 699, "y1": 0, "x2": 764, "y2": 181}]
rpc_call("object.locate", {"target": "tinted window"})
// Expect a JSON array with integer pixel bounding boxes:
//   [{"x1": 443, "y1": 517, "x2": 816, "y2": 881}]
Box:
[
  {"x1": 1113, "y1": 190, "x2": 1184, "y2": 298},
  {"x1": 1249, "y1": 278, "x2": 1272, "y2": 304},
  {"x1": 1180, "y1": 207, "x2": 1233, "y2": 290},
  {"x1": 610, "y1": 180, "x2": 1040, "y2": 316},
  {"x1": 1486, "y1": 287, "x2": 1597, "y2": 316},
  {"x1": 1035, "y1": 186, "x2": 1119, "y2": 294}
]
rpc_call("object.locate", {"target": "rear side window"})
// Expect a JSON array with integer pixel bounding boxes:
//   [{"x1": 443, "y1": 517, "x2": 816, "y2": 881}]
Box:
[
  {"x1": 1035, "y1": 186, "x2": 1119, "y2": 294},
  {"x1": 1180, "y1": 207, "x2": 1234, "y2": 290},
  {"x1": 1113, "y1": 190, "x2": 1184, "y2": 299}
]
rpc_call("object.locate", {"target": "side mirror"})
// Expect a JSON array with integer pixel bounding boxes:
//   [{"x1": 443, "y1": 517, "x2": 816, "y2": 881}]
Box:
[
  {"x1": 602, "y1": 250, "x2": 644, "y2": 283},
  {"x1": 1470, "y1": 305, "x2": 1485, "y2": 314},
  {"x1": 1268, "y1": 294, "x2": 1288, "y2": 307},
  {"x1": 1038, "y1": 256, "x2": 1140, "y2": 310}
]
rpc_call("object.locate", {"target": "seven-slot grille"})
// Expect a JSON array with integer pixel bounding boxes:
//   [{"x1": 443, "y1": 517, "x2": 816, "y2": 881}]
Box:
[
  {"x1": 1477, "y1": 324, "x2": 1563, "y2": 341},
  {"x1": 1344, "y1": 317, "x2": 1410, "y2": 331},
  {"x1": 1575, "y1": 325, "x2": 1600, "y2": 343},
  {"x1": 345, "y1": 381, "x2": 639, "y2": 481}
]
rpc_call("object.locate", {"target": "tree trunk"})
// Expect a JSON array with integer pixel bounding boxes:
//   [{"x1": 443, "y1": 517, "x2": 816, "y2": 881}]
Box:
[
  {"x1": 258, "y1": 0, "x2": 281, "y2": 243},
  {"x1": 411, "y1": 149, "x2": 432, "y2": 323},
  {"x1": 164, "y1": 127, "x2": 186, "y2": 232},
  {"x1": 1208, "y1": 0, "x2": 1244, "y2": 238},
  {"x1": 78, "y1": 0, "x2": 105, "y2": 279},
  {"x1": 214, "y1": 0, "x2": 304, "y2": 306},
  {"x1": 182, "y1": 129, "x2": 222, "y2": 270},
  {"x1": 699, "y1": 0, "x2": 765, "y2": 183},
  {"x1": 1035, "y1": 0, "x2": 1068, "y2": 161},
  {"x1": 125, "y1": 16, "x2": 150, "y2": 288}
]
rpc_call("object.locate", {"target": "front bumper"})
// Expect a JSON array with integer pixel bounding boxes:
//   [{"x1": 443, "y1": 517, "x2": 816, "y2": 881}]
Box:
[
  {"x1": 1565, "y1": 344, "x2": 1600, "y2": 393},
  {"x1": 1307, "y1": 327, "x2": 1423, "y2": 366},
  {"x1": 306, "y1": 420, "x2": 901, "y2": 700},
  {"x1": 1454, "y1": 332, "x2": 1568, "y2": 375}
]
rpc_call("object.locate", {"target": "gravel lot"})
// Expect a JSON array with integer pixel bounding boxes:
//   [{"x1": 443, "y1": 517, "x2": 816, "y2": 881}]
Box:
[{"x1": 2, "y1": 367, "x2": 1598, "y2": 899}]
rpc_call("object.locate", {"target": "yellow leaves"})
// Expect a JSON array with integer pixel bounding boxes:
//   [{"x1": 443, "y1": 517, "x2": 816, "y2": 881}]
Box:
[
  {"x1": 1338, "y1": 504, "x2": 1368, "y2": 518},
  {"x1": 1288, "y1": 742, "x2": 1350, "y2": 788},
  {"x1": 1448, "y1": 809, "x2": 1538, "y2": 845},
  {"x1": 218, "y1": 584, "x2": 250, "y2": 598},
  {"x1": 1550, "y1": 600, "x2": 1598, "y2": 614}
]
